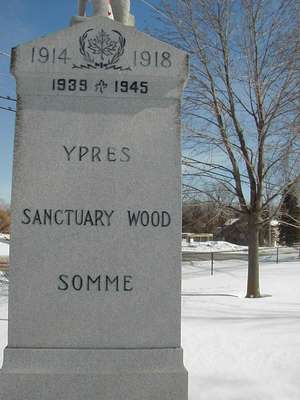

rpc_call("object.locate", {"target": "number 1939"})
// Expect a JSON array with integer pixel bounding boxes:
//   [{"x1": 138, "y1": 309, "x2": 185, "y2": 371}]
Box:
[{"x1": 52, "y1": 79, "x2": 87, "y2": 91}]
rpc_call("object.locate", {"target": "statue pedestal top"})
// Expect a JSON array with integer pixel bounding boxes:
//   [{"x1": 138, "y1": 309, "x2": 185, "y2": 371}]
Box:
[
  {"x1": 71, "y1": 14, "x2": 135, "y2": 27},
  {"x1": 70, "y1": 16, "x2": 91, "y2": 26}
]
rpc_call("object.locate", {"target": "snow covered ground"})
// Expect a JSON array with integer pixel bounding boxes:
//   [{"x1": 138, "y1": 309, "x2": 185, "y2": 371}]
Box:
[
  {"x1": 182, "y1": 259, "x2": 300, "y2": 399},
  {"x1": 0, "y1": 258, "x2": 299, "y2": 399}
]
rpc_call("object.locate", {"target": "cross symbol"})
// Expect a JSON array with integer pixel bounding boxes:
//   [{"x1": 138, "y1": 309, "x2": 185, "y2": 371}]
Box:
[{"x1": 95, "y1": 80, "x2": 108, "y2": 94}]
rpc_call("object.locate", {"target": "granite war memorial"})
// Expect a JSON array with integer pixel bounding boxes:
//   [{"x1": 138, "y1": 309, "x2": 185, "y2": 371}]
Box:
[{"x1": 0, "y1": 1, "x2": 189, "y2": 399}]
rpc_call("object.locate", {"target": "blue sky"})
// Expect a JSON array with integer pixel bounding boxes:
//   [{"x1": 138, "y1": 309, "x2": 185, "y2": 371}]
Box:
[{"x1": 0, "y1": 0, "x2": 160, "y2": 204}]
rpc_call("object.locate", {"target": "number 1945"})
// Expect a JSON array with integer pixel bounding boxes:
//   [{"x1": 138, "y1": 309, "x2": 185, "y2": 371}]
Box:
[{"x1": 115, "y1": 81, "x2": 148, "y2": 94}]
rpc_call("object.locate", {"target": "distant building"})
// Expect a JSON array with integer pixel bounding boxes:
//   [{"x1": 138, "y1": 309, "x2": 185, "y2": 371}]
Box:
[{"x1": 216, "y1": 217, "x2": 279, "y2": 247}]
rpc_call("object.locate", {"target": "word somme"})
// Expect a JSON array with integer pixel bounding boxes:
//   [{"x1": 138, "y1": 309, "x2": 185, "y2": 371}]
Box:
[{"x1": 58, "y1": 274, "x2": 133, "y2": 292}]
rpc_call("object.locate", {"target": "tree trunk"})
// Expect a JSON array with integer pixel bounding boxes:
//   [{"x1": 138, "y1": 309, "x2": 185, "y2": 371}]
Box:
[{"x1": 246, "y1": 218, "x2": 261, "y2": 298}]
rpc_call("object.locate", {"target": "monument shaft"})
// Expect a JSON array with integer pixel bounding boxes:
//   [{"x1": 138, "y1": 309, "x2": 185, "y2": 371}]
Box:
[{"x1": 0, "y1": 13, "x2": 188, "y2": 400}]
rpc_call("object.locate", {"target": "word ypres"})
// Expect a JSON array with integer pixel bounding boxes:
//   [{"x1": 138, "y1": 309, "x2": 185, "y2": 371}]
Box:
[{"x1": 63, "y1": 145, "x2": 131, "y2": 163}]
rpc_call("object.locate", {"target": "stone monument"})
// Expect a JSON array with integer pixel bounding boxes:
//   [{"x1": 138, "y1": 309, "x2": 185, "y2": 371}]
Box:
[{"x1": 0, "y1": 3, "x2": 188, "y2": 399}]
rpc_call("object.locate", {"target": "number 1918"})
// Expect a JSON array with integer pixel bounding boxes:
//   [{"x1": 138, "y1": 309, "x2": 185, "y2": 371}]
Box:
[{"x1": 134, "y1": 51, "x2": 172, "y2": 68}]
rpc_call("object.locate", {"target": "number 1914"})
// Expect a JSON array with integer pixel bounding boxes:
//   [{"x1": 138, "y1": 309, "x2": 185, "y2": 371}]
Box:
[{"x1": 31, "y1": 47, "x2": 71, "y2": 64}]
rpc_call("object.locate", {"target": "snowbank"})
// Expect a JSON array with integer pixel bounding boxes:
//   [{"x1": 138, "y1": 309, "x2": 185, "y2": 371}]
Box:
[
  {"x1": 0, "y1": 242, "x2": 9, "y2": 258},
  {"x1": 182, "y1": 240, "x2": 248, "y2": 253},
  {"x1": 3, "y1": 240, "x2": 247, "y2": 257}
]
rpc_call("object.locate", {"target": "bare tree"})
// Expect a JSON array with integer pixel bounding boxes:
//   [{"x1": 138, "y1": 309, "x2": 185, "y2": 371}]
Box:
[
  {"x1": 182, "y1": 199, "x2": 234, "y2": 234},
  {"x1": 0, "y1": 209, "x2": 10, "y2": 233},
  {"x1": 157, "y1": 0, "x2": 300, "y2": 297}
]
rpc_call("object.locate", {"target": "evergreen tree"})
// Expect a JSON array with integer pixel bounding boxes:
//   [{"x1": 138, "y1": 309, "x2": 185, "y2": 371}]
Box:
[{"x1": 279, "y1": 188, "x2": 300, "y2": 246}]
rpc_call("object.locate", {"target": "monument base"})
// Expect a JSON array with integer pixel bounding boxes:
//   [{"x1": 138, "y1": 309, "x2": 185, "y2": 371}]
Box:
[{"x1": 0, "y1": 347, "x2": 188, "y2": 400}]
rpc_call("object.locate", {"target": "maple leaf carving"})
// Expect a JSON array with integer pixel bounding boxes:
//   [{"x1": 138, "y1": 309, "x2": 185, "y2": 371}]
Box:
[{"x1": 87, "y1": 29, "x2": 118, "y2": 60}]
